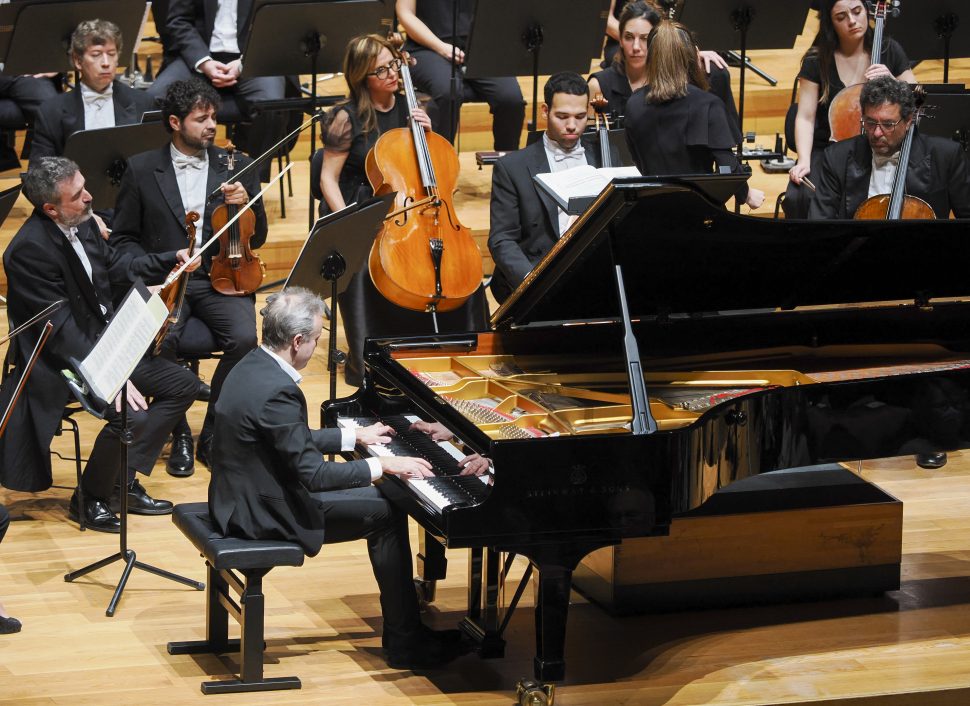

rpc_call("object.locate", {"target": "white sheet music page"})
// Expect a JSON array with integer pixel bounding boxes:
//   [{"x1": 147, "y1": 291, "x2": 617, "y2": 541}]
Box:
[
  {"x1": 534, "y1": 165, "x2": 641, "y2": 211},
  {"x1": 76, "y1": 285, "x2": 168, "y2": 403}
]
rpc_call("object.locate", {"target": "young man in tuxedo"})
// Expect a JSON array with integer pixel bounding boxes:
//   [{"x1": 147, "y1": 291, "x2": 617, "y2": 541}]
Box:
[
  {"x1": 110, "y1": 78, "x2": 267, "y2": 477},
  {"x1": 209, "y1": 288, "x2": 482, "y2": 669},
  {"x1": 487, "y1": 72, "x2": 612, "y2": 303},
  {"x1": 0, "y1": 157, "x2": 199, "y2": 531},
  {"x1": 31, "y1": 19, "x2": 156, "y2": 165}
]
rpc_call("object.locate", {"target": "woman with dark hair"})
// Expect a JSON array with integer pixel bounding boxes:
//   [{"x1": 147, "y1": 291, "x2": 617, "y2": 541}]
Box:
[
  {"x1": 624, "y1": 22, "x2": 764, "y2": 210},
  {"x1": 320, "y1": 34, "x2": 487, "y2": 387},
  {"x1": 0, "y1": 503, "x2": 21, "y2": 634},
  {"x1": 784, "y1": 0, "x2": 914, "y2": 218},
  {"x1": 319, "y1": 33, "x2": 432, "y2": 213},
  {"x1": 590, "y1": 1, "x2": 738, "y2": 140}
]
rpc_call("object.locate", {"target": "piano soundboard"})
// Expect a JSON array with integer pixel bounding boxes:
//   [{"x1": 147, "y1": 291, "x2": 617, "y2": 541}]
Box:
[{"x1": 337, "y1": 414, "x2": 491, "y2": 515}]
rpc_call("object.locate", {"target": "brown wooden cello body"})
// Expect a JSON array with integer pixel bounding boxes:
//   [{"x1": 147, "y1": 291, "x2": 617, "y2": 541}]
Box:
[{"x1": 365, "y1": 52, "x2": 481, "y2": 314}]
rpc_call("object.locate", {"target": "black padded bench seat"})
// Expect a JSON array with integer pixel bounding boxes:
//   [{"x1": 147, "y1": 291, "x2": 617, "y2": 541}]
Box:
[{"x1": 166, "y1": 502, "x2": 305, "y2": 694}]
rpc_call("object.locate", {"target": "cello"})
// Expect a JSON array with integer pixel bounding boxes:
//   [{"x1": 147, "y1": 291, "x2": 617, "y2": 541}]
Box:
[
  {"x1": 828, "y1": 1, "x2": 901, "y2": 142},
  {"x1": 365, "y1": 45, "x2": 482, "y2": 315},
  {"x1": 854, "y1": 86, "x2": 935, "y2": 220},
  {"x1": 208, "y1": 143, "x2": 265, "y2": 296},
  {"x1": 591, "y1": 94, "x2": 614, "y2": 168}
]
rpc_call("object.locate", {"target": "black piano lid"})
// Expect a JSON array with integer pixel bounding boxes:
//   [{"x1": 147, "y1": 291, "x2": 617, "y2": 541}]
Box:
[{"x1": 490, "y1": 178, "x2": 970, "y2": 330}]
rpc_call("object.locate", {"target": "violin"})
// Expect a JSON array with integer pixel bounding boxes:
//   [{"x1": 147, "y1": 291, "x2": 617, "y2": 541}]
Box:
[
  {"x1": 152, "y1": 211, "x2": 199, "y2": 356},
  {"x1": 828, "y1": 1, "x2": 901, "y2": 142},
  {"x1": 854, "y1": 86, "x2": 935, "y2": 220},
  {"x1": 208, "y1": 143, "x2": 265, "y2": 296},
  {"x1": 365, "y1": 46, "x2": 482, "y2": 314},
  {"x1": 591, "y1": 94, "x2": 613, "y2": 168}
]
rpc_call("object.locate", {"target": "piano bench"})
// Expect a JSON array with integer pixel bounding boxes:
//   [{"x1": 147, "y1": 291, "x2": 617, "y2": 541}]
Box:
[{"x1": 166, "y1": 502, "x2": 305, "y2": 695}]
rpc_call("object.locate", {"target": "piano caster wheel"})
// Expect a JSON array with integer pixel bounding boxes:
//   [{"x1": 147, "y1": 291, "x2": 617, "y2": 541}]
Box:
[
  {"x1": 515, "y1": 678, "x2": 555, "y2": 706},
  {"x1": 414, "y1": 577, "x2": 437, "y2": 605}
]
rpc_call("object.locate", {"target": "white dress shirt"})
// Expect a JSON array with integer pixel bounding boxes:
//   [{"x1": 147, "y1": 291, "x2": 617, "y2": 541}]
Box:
[
  {"x1": 57, "y1": 222, "x2": 108, "y2": 315},
  {"x1": 79, "y1": 83, "x2": 115, "y2": 130},
  {"x1": 260, "y1": 345, "x2": 383, "y2": 480},
  {"x1": 171, "y1": 144, "x2": 208, "y2": 248},
  {"x1": 868, "y1": 152, "x2": 900, "y2": 198},
  {"x1": 195, "y1": 0, "x2": 240, "y2": 70},
  {"x1": 542, "y1": 133, "x2": 588, "y2": 235}
]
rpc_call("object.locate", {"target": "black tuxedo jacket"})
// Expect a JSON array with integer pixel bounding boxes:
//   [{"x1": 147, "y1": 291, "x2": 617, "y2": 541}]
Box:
[
  {"x1": 208, "y1": 347, "x2": 372, "y2": 556},
  {"x1": 0, "y1": 212, "x2": 175, "y2": 491},
  {"x1": 109, "y1": 143, "x2": 267, "y2": 268},
  {"x1": 809, "y1": 132, "x2": 970, "y2": 220},
  {"x1": 30, "y1": 80, "x2": 156, "y2": 165},
  {"x1": 487, "y1": 136, "x2": 607, "y2": 303},
  {"x1": 167, "y1": 0, "x2": 254, "y2": 67}
]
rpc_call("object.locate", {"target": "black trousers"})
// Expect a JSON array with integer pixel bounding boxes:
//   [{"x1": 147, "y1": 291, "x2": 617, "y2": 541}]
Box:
[
  {"x1": 0, "y1": 75, "x2": 59, "y2": 123},
  {"x1": 406, "y1": 47, "x2": 525, "y2": 151},
  {"x1": 782, "y1": 146, "x2": 826, "y2": 220},
  {"x1": 0, "y1": 503, "x2": 8, "y2": 544},
  {"x1": 81, "y1": 356, "x2": 199, "y2": 500},
  {"x1": 160, "y1": 276, "x2": 257, "y2": 437},
  {"x1": 310, "y1": 483, "x2": 421, "y2": 646}
]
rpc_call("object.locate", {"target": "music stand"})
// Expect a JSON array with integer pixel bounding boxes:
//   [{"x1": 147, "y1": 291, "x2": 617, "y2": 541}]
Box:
[
  {"x1": 63, "y1": 122, "x2": 168, "y2": 210},
  {"x1": 0, "y1": 183, "x2": 22, "y2": 228},
  {"x1": 464, "y1": 0, "x2": 611, "y2": 131},
  {"x1": 890, "y1": 1, "x2": 969, "y2": 83},
  {"x1": 0, "y1": 1, "x2": 148, "y2": 74},
  {"x1": 285, "y1": 194, "x2": 394, "y2": 406},
  {"x1": 920, "y1": 93, "x2": 970, "y2": 152},
  {"x1": 243, "y1": 0, "x2": 393, "y2": 225},
  {"x1": 678, "y1": 0, "x2": 810, "y2": 156}
]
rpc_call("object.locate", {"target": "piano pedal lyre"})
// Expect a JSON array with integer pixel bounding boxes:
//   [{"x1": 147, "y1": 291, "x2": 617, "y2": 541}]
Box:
[{"x1": 515, "y1": 678, "x2": 555, "y2": 705}]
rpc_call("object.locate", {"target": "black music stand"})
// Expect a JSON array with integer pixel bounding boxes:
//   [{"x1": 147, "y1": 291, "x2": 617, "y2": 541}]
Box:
[
  {"x1": 0, "y1": 0, "x2": 148, "y2": 74},
  {"x1": 284, "y1": 194, "x2": 394, "y2": 406},
  {"x1": 63, "y1": 283, "x2": 204, "y2": 617},
  {"x1": 464, "y1": 0, "x2": 611, "y2": 132},
  {"x1": 243, "y1": 0, "x2": 393, "y2": 226},
  {"x1": 63, "y1": 122, "x2": 168, "y2": 210},
  {"x1": 890, "y1": 1, "x2": 969, "y2": 83},
  {"x1": 0, "y1": 183, "x2": 22, "y2": 229},
  {"x1": 921, "y1": 93, "x2": 970, "y2": 152},
  {"x1": 678, "y1": 0, "x2": 810, "y2": 156}
]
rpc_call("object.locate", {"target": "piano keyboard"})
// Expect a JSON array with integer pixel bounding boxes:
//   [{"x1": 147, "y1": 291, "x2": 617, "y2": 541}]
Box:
[{"x1": 337, "y1": 415, "x2": 490, "y2": 514}]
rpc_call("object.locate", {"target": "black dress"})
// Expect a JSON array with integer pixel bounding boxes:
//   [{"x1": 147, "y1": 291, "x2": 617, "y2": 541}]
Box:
[
  {"x1": 322, "y1": 98, "x2": 489, "y2": 387},
  {"x1": 624, "y1": 84, "x2": 749, "y2": 200}
]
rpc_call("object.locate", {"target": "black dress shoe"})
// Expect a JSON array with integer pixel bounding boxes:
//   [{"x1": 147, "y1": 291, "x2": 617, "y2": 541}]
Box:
[
  {"x1": 383, "y1": 627, "x2": 465, "y2": 670},
  {"x1": 917, "y1": 452, "x2": 948, "y2": 469},
  {"x1": 111, "y1": 479, "x2": 173, "y2": 515},
  {"x1": 196, "y1": 382, "x2": 211, "y2": 402},
  {"x1": 167, "y1": 433, "x2": 195, "y2": 477},
  {"x1": 196, "y1": 434, "x2": 213, "y2": 470},
  {"x1": 0, "y1": 616, "x2": 21, "y2": 634},
  {"x1": 69, "y1": 490, "x2": 121, "y2": 533}
]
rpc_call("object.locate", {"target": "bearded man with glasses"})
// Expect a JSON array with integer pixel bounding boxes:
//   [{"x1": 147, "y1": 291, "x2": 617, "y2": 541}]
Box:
[{"x1": 808, "y1": 76, "x2": 970, "y2": 220}]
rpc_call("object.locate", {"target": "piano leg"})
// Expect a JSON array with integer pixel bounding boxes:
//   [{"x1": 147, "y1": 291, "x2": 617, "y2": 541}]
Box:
[
  {"x1": 533, "y1": 564, "x2": 572, "y2": 682},
  {"x1": 460, "y1": 546, "x2": 507, "y2": 658},
  {"x1": 415, "y1": 529, "x2": 446, "y2": 604}
]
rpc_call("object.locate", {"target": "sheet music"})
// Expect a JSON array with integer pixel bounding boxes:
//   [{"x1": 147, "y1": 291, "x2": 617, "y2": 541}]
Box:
[
  {"x1": 76, "y1": 285, "x2": 167, "y2": 403},
  {"x1": 534, "y1": 165, "x2": 641, "y2": 211}
]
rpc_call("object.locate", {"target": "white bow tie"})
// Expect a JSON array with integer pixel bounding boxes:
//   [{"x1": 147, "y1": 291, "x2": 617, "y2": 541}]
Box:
[
  {"x1": 82, "y1": 88, "x2": 112, "y2": 107},
  {"x1": 173, "y1": 152, "x2": 207, "y2": 171},
  {"x1": 65, "y1": 226, "x2": 80, "y2": 242},
  {"x1": 552, "y1": 148, "x2": 585, "y2": 163},
  {"x1": 873, "y1": 152, "x2": 900, "y2": 170}
]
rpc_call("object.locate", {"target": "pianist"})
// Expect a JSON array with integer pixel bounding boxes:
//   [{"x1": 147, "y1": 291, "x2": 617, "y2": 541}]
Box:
[{"x1": 208, "y1": 287, "x2": 465, "y2": 669}]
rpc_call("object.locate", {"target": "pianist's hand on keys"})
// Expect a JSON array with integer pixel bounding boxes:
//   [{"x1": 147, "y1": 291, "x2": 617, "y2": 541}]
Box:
[{"x1": 408, "y1": 420, "x2": 490, "y2": 476}]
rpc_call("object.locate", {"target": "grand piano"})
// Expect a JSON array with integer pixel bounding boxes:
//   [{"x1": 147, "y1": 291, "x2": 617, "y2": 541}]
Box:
[{"x1": 325, "y1": 177, "x2": 970, "y2": 682}]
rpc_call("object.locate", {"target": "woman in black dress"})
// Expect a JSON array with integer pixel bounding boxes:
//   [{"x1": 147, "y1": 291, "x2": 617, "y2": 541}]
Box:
[
  {"x1": 624, "y1": 21, "x2": 764, "y2": 210},
  {"x1": 591, "y1": 1, "x2": 738, "y2": 140},
  {"x1": 320, "y1": 34, "x2": 487, "y2": 387},
  {"x1": 783, "y1": 0, "x2": 915, "y2": 218}
]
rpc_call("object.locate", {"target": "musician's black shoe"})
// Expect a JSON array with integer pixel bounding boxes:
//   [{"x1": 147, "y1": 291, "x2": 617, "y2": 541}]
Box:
[
  {"x1": 196, "y1": 382, "x2": 211, "y2": 402},
  {"x1": 196, "y1": 433, "x2": 213, "y2": 470},
  {"x1": 917, "y1": 452, "x2": 948, "y2": 469},
  {"x1": 68, "y1": 490, "x2": 121, "y2": 533},
  {"x1": 0, "y1": 616, "x2": 21, "y2": 634},
  {"x1": 167, "y1": 432, "x2": 195, "y2": 477},
  {"x1": 111, "y1": 479, "x2": 173, "y2": 516},
  {"x1": 383, "y1": 627, "x2": 465, "y2": 670}
]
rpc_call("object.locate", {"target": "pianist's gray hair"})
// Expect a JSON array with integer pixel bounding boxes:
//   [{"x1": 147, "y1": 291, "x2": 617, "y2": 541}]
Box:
[
  {"x1": 261, "y1": 287, "x2": 327, "y2": 350},
  {"x1": 22, "y1": 157, "x2": 80, "y2": 209}
]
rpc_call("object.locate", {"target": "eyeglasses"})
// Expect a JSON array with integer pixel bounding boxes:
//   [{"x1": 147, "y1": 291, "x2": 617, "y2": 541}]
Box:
[
  {"x1": 860, "y1": 117, "x2": 903, "y2": 134},
  {"x1": 367, "y1": 58, "x2": 402, "y2": 79}
]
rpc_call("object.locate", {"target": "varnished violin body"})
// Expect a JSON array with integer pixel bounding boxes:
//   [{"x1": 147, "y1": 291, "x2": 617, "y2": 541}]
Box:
[
  {"x1": 209, "y1": 144, "x2": 265, "y2": 296},
  {"x1": 153, "y1": 211, "x2": 199, "y2": 356}
]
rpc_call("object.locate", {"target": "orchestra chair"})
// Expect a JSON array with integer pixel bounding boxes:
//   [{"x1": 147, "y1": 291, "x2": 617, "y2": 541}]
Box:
[
  {"x1": 167, "y1": 502, "x2": 304, "y2": 695},
  {"x1": 1, "y1": 335, "x2": 86, "y2": 530},
  {"x1": 775, "y1": 78, "x2": 801, "y2": 219},
  {"x1": 308, "y1": 147, "x2": 325, "y2": 217},
  {"x1": 175, "y1": 315, "x2": 222, "y2": 383}
]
